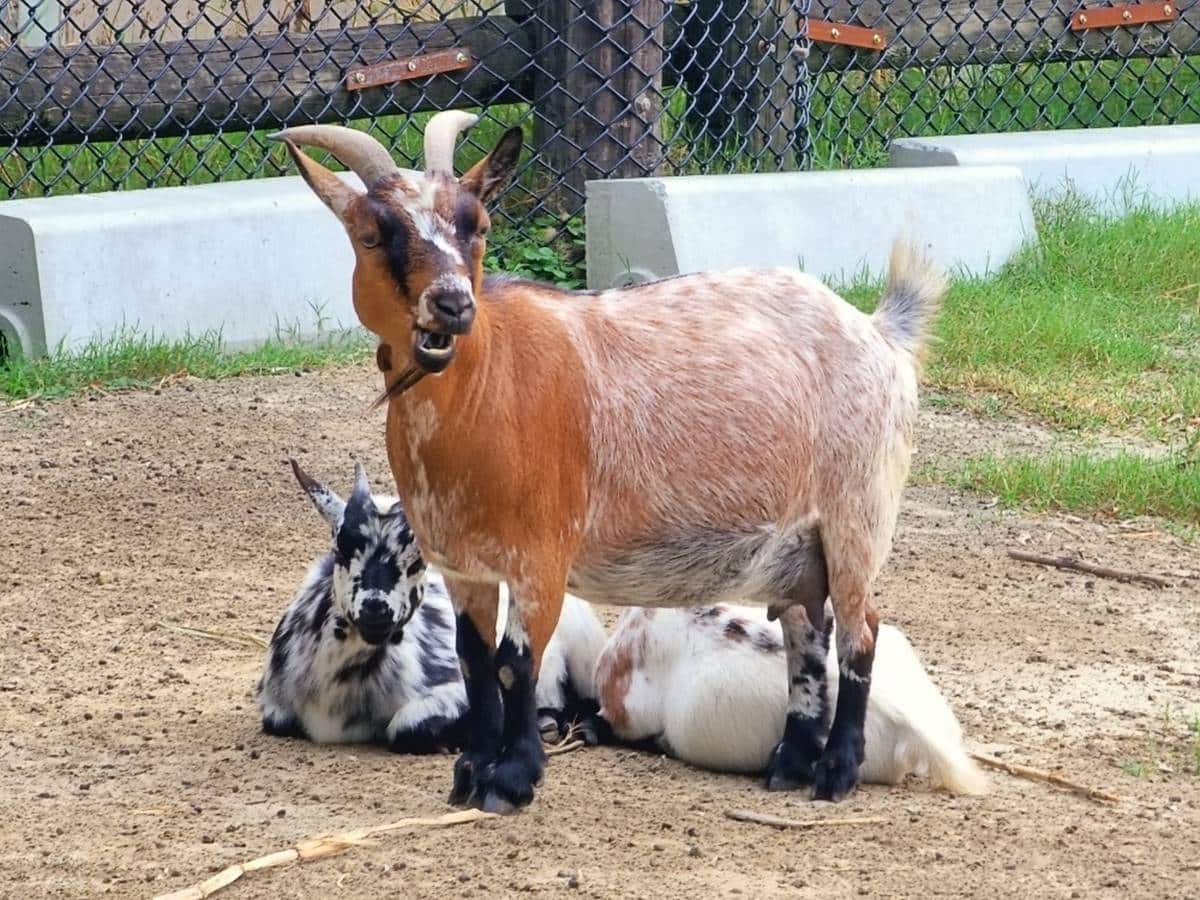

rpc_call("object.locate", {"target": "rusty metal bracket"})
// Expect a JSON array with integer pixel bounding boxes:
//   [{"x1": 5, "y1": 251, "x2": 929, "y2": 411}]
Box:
[
  {"x1": 345, "y1": 48, "x2": 473, "y2": 91},
  {"x1": 1070, "y1": 3, "x2": 1176, "y2": 30},
  {"x1": 802, "y1": 19, "x2": 887, "y2": 51}
]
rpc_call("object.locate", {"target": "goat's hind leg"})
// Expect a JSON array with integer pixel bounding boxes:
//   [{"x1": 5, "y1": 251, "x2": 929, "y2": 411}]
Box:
[
  {"x1": 813, "y1": 525, "x2": 884, "y2": 802},
  {"x1": 766, "y1": 585, "x2": 832, "y2": 792}
]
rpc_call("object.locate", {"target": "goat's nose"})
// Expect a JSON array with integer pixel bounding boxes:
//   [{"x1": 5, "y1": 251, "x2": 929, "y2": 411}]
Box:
[
  {"x1": 430, "y1": 291, "x2": 475, "y2": 333},
  {"x1": 360, "y1": 597, "x2": 391, "y2": 623}
]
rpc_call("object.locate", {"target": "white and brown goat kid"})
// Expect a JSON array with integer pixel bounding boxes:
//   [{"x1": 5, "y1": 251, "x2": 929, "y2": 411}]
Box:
[
  {"x1": 585, "y1": 605, "x2": 988, "y2": 795},
  {"x1": 256, "y1": 461, "x2": 605, "y2": 752},
  {"x1": 272, "y1": 113, "x2": 947, "y2": 811}
]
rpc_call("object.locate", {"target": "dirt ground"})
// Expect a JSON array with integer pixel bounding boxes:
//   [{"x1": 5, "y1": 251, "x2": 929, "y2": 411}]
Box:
[{"x1": 2, "y1": 361, "x2": 1198, "y2": 900}]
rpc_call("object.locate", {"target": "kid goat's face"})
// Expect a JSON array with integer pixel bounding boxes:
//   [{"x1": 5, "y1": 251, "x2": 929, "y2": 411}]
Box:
[{"x1": 290, "y1": 461, "x2": 427, "y2": 646}]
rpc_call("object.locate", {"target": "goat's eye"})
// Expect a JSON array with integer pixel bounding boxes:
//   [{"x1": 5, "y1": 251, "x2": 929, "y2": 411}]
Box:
[{"x1": 360, "y1": 233, "x2": 380, "y2": 249}]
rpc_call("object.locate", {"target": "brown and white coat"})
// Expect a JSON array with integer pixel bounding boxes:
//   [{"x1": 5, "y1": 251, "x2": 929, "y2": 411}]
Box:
[{"x1": 272, "y1": 112, "x2": 947, "y2": 811}]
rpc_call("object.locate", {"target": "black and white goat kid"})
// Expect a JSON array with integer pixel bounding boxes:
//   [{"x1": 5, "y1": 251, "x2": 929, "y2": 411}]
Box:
[{"x1": 256, "y1": 461, "x2": 604, "y2": 753}]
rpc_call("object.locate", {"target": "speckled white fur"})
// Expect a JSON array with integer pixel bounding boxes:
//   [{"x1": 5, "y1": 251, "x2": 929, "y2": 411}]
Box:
[
  {"x1": 594, "y1": 605, "x2": 988, "y2": 794},
  {"x1": 257, "y1": 493, "x2": 606, "y2": 749}
]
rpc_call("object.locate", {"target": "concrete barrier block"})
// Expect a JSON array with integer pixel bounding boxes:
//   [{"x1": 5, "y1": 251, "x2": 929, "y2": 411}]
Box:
[
  {"x1": 0, "y1": 170, "x2": 410, "y2": 357},
  {"x1": 890, "y1": 125, "x2": 1200, "y2": 211},
  {"x1": 585, "y1": 166, "x2": 1035, "y2": 290}
]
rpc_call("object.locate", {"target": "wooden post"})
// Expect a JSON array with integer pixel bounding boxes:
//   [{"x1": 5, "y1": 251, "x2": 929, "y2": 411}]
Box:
[
  {"x1": 530, "y1": 0, "x2": 667, "y2": 216},
  {"x1": 694, "y1": 0, "x2": 797, "y2": 168},
  {"x1": 0, "y1": 17, "x2": 535, "y2": 143}
]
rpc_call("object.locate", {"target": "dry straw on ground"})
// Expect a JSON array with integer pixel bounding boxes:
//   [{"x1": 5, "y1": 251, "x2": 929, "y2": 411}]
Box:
[
  {"x1": 155, "y1": 808, "x2": 496, "y2": 900},
  {"x1": 970, "y1": 752, "x2": 1122, "y2": 804}
]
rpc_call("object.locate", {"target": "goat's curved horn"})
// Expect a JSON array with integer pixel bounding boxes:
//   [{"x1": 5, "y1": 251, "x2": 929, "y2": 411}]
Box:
[
  {"x1": 269, "y1": 125, "x2": 397, "y2": 189},
  {"x1": 423, "y1": 111, "x2": 479, "y2": 176}
]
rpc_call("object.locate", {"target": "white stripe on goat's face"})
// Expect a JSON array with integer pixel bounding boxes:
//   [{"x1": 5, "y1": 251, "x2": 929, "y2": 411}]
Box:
[{"x1": 327, "y1": 489, "x2": 427, "y2": 647}]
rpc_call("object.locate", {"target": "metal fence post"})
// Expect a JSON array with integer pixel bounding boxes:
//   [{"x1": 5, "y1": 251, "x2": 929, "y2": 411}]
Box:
[
  {"x1": 793, "y1": 0, "x2": 812, "y2": 169},
  {"x1": 530, "y1": 0, "x2": 668, "y2": 216}
]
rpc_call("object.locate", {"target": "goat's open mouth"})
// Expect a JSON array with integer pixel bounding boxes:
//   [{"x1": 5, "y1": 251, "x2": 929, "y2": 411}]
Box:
[{"x1": 412, "y1": 327, "x2": 456, "y2": 373}]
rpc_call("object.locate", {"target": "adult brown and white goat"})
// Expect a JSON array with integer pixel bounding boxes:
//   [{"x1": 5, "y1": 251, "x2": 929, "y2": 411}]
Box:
[{"x1": 272, "y1": 112, "x2": 946, "y2": 813}]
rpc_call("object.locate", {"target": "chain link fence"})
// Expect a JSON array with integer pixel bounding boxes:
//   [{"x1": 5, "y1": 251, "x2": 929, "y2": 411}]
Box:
[{"x1": 1, "y1": 0, "x2": 1198, "y2": 250}]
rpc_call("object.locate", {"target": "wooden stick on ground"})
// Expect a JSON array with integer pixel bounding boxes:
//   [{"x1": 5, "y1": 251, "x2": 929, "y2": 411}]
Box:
[
  {"x1": 159, "y1": 621, "x2": 269, "y2": 650},
  {"x1": 1006, "y1": 550, "x2": 1171, "y2": 589},
  {"x1": 154, "y1": 808, "x2": 496, "y2": 900},
  {"x1": 546, "y1": 739, "x2": 586, "y2": 756},
  {"x1": 724, "y1": 809, "x2": 887, "y2": 830},
  {"x1": 545, "y1": 722, "x2": 589, "y2": 757},
  {"x1": 969, "y1": 752, "x2": 1121, "y2": 804}
]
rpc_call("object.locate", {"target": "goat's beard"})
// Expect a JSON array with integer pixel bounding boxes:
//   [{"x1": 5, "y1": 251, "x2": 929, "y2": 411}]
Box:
[{"x1": 367, "y1": 326, "x2": 456, "y2": 410}]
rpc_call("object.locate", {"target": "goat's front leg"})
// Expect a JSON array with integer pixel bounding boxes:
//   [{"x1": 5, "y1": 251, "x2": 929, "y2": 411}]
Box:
[
  {"x1": 444, "y1": 579, "x2": 503, "y2": 808},
  {"x1": 477, "y1": 572, "x2": 566, "y2": 814}
]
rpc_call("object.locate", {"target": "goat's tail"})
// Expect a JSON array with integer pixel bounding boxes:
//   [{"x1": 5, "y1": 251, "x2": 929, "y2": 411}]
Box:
[
  {"x1": 871, "y1": 238, "x2": 947, "y2": 368},
  {"x1": 912, "y1": 725, "x2": 991, "y2": 796}
]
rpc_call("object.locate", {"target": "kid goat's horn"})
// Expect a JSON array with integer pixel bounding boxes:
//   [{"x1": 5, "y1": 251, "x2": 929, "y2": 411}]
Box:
[
  {"x1": 268, "y1": 124, "x2": 397, "y2": 189},
  {"x1": 423, "y1": 110, "x2": 479, "y2": 176}
]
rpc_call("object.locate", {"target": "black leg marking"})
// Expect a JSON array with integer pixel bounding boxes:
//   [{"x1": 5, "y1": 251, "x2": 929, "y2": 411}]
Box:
[
  {"x1": 538, "y1": 677, "x2": 601, "y2": 741},
  {"x1": 261, "y1": 714, "x2": 308, "y2": 741},
  {"x1": 812, "y1": 618, "x2": 877, "y2": 802},
  {"x1": 766, "y1": 581, "x2": 832, "y2": 792},
  {"x1": 477, "y1": 636, "x2": 545, "y2": 814},
  {"x1": 448, "y1": 613, "x2": 503, "y2": 808},
  {"x1": 576, "y1": 711, "x2": 663, "y2": 756},
  {"x1": 578, "y1": 710, "x2": 615, "y2": 747},
  {"x1": 389, "y1": 713, "x2": 468, "y2": 755}
]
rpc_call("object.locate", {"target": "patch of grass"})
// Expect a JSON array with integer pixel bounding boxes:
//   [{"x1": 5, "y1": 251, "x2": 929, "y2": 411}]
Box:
[
  {"x1": 809, "y1": 58, "x2": 1200, "y2": 170},
  {"x1": 845, "y1": 197, "x2": 1200, "y2": 439},
  {"x1": 0, "y1": 326, "x2": 373, "y2": 401},
  {"x1": 1120, "y1": 759, "x2": 1152, "y2": 779},
  {"x1": 1189, "y1": 714, "x2": 1200, "y2": 776},
  {"x1": 944, "y1": 449, "x2": 1200, "y2": 527},
  {"x1": 1116, "y1": 706, "x2": 1200, "y2": 780}
]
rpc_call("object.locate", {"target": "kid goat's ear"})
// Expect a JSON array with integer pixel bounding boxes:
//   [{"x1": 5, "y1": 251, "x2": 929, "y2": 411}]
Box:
[
  {"x1": 459, "y1": 126, "x2": 523, "y2": 205},
  {"x1": 349, "y1": 461, "x2": 373, "y2": 509},
  {"x1": 290, "y1": 458, "x2": 346, "y2": 531}
]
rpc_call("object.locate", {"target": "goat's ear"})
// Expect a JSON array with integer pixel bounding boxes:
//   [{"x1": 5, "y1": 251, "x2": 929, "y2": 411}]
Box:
[
  {"x1": 282, "y1": 141, "x2": 361, "y2": 220},
  {"x1": 459, "y1": 127, "x2": 522, "y2": 205},
  {"x1": 290, "y1": 458, "x2": 346, "y2": 530},
  {"x1": 348, "y1": 461, "x2": 373, "y2": 510}
]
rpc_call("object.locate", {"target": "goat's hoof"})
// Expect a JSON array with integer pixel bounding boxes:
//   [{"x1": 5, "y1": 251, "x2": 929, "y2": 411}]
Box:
[
  {"x1": 764, "y1": 739, "x2": 817, "y2": 792},
  {"x1": 472, "y1": 742, "x2": 543, "y2": 812},
  {"x1": 810, "y1": 748, "x2": 861, "y2": 802},
  {"x1": 765, "y1": 770, "x2": 807, "y2": 792},
  {"x1": 480, "y1": 791, "x2": 518, "y2": 815},
  {"x1": 537, "y1": 712, "x2": 563, "y2": 743},
  {"x1": 449, "y1": 751, "x2": 494, "y2": 808},
  {"x1": 577, "y1": 714, "x2": 611, "y2": 747}
]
